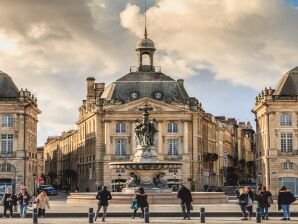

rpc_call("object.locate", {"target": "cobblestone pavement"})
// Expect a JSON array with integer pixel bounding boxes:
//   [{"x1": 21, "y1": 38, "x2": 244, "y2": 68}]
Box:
[{"x1": 0, "y1": 217, "x2": 296, "y2": 224}]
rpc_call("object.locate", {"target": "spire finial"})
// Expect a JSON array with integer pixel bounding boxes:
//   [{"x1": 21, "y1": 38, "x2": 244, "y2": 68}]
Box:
[{"x1": 144, "y1": 0, "x2": 147, "y2": 38}]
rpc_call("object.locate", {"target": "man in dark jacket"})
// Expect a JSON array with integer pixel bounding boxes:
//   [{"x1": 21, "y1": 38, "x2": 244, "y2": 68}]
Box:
[
  {"x1": 2, "y1": 188, "x2": 17, "y2": 218},
  {"x1": 177, "y1": 184, "x2": 192, "y2": 220},
  {"x1": 94, "y1": 186, "x2": 112, "y2": 222},
  {"x1": 278, "y1": 186, "x2": 296, "y2": 220}
]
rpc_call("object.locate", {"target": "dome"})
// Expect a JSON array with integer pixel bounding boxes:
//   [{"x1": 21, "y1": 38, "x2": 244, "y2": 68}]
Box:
[{"x1": 136, "y1": 37, "x2": 155, "y2": 49}]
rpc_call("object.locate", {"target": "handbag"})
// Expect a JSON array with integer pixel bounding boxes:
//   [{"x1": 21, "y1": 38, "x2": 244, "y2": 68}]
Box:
[
  {"x1": 268, "y1": 196, "x2": 273, "y2": 205},
  {"x1": 130, "y1": 199, "x2": 138, "y2": 209},
  {"x1": 189, "y1": 204, "x2": 193, "y2": 211}
]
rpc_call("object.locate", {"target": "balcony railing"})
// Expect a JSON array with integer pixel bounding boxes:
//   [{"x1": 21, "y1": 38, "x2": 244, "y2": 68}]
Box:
[
  {"x1": 111, "y1": 155, "x2": 130, "y2": 161},
  {"x1": 0, "y1": 152, "x2": 17, "y2": 158},
  {"x1": 166, "y1": 155, "x2": 182, "y2": 160},
  {"x1": 278, "y1": 150, "x2": 298, "y2": 156}
]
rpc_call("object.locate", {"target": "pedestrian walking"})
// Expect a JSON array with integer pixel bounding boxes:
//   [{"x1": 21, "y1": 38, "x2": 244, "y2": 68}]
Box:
[
  {"x1": 245, "y1": 186, "x2": 254, "y2": 220},
  {"x1": 1, "y1": 188, "x2": 17, "y2": 218},
  {"x1": 94, "y1": 186, "x2": 112, "y2": 222},
  {"x1": 238, "y1": 188, "x2": 248, "y2": 221},
  {"x1": 132, "y1": 187, "x2": 148, "y2": 219},
  {"x1": 255, "y1": 186, "x2": 272, "y2": 220},
  {"x1": 35, "y1": 191, "x2": 50, "y2": 217},
  {"x1": 17, "y1": 187, "x2": 31, "y2": 218},
  {"x1": 177, "y1": 184, "x2": 192, "y2": 220},
  {"x1": 278, "y1": 186, "x2": 296, "y2": 221}
]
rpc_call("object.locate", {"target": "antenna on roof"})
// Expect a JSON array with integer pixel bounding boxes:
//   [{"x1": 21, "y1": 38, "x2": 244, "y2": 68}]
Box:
[{"x1": 144, "y1": 0, "x2": 148, "y2": 38}]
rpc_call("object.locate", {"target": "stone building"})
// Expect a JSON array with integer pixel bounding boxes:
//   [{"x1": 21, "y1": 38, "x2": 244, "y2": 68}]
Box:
[
  {"x1": 44, "y1": 33, "x2": 255, "y2": 192},
  {"x1": 253, "y1": 67, "x2": 298, "y2": 196},
  {"x1": 0, "y1": 71, "x2": 41, "y2": 195}
]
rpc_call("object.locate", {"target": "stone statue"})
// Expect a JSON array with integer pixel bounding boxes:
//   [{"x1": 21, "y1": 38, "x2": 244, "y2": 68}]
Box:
[
  {"x1": 153, "y1": 172, "x2": 168, "y2": 188},
  {"x1": 134, "y1": 103, "x2": 158, "y2": 147},
  {"x1": 126, "y1": 172, "x2": 140, "y2": 187}
]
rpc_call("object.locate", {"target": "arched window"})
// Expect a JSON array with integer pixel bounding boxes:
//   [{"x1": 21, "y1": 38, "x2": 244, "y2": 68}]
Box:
[{"x1": 142, "y1": 53, "x2": 150, "y2": 65}]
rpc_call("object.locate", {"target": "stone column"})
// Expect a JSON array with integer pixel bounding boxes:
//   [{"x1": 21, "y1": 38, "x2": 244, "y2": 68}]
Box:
[
  {"x1": 131, "y1": 122, "x2": 136, "y2": 154},
  {"x1": 105, "y1": 122, "x2": 111, "y2": 155},
  {"x1": 183, "y1": 122, "x2": 189, "y2": 154}
]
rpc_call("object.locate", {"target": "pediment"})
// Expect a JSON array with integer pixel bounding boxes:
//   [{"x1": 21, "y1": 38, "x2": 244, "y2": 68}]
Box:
[{"x1": 104, "y1": 98, "x2": 190, "y2": 113}]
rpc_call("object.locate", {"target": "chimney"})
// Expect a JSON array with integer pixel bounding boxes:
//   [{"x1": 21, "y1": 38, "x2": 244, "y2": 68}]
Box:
[
  {"x1": 177, "y1": 79, "x2": 184, "y2": 87},
  {"x1": 95, "y1": 83, "x2": 105, "y2": 96},
  {"x1": 86, "y1": 77, "x2": 95, "y2": 98}
]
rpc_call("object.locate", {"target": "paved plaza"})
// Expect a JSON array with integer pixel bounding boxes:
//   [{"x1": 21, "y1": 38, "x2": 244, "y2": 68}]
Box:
[{"x1": 0, "y1": 217, "x2": 297, "y2": 224}]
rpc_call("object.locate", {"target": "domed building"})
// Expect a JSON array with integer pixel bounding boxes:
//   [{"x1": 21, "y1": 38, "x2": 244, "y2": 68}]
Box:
[{"x1": 44, "y1": 31, "x2": 255, "y2": 192}]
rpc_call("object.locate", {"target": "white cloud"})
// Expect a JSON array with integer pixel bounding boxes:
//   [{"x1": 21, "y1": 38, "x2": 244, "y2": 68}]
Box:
[{"x1": 120, "y1": 0, "x2": 298, "y2": 89}]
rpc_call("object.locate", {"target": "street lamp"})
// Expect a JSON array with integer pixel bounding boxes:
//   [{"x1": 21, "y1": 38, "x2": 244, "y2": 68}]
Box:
[
  {"x1": 173, "y1": 169, "x2": 177, "y2": 191},
  {"x1": 118, "y1": 173, "x2": 122, "y2": 192},
  {"x1": 33, "y1": 173, "x2": 37, "y2": 196}
]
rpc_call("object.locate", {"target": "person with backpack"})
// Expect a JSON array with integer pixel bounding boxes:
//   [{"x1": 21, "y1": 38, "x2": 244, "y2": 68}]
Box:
[
  {"x1": 255, "y1": 186, "x2": 272, "y2": 220},
  {"x1": 1, "y1": 188, "x2": 17, "y2": 218},
  {"x1": 177, "y1": 184, "x2": 193, "y2": 220},
  {"x1": 94, "y1": 186, "x2": 112, "y2": 222},
  {"x1": 278, "y1": 186, "x2": 296, "y2": 221}
]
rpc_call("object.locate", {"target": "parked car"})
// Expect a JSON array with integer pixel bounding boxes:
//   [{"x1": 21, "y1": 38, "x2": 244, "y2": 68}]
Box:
[{"x1": 43, "y1": 186, "x2": 58, "y2": 196}]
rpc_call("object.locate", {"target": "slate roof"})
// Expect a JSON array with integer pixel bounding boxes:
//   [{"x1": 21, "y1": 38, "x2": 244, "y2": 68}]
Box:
[
  {"x1": 0, "y1": 71, "x2": 19, "y2": 99},
  {"x1": 101, "y1": 72, "x2": 189, "y2": 104},
  {"x1": 274, "y1": 66, "x2": 298, "y2": 96}
]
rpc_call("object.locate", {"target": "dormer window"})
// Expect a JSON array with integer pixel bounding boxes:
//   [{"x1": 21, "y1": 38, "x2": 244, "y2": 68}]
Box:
[
  {"x1": 153, "y1": 91, "x2": 163, "y2": 100},
  {"x1": 130, "y1": 92, "x2": 139, "y2": 100}
]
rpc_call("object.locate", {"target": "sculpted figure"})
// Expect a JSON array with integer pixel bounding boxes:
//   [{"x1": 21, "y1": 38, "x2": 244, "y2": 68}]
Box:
[
  {"x1": 126, "y1": 172, "x2": 140, "y2": 188},
  {"x1": 153, "y1": 172, "x2": 168, "y2": 188}
]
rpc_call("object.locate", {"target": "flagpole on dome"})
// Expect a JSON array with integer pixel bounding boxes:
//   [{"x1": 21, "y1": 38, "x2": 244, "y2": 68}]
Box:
[{"x1": 144, "y1": 0, "x2": 147, "y2": 38}]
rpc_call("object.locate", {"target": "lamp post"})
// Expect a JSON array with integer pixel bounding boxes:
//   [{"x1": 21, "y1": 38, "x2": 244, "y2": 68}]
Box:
[
  {"x1": 173, "y1": 169, "x2": 177, "y2": 191},
  {"x1": 33, "y1": 173, "x2": 36, "y2": 196},
  {"x1": 118, "y1": 173, "x2": 122, "y2": 192}
]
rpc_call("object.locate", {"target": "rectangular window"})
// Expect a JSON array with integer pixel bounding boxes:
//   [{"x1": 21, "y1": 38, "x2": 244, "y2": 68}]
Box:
[
  {"x1": 280, "y1": 114, "x2": 292, "y2": 126},
  {"x1": 2, "y1": 115, "x2": 13, "y2": 127},
  {"x1": 168, "y1": 122, "x2": 178, "y2": 133},
  {"x1": 1, "y1": 134, "x2": 13, "y2": 154},
  {"x1": 284, "y1": 162, "x2": 293, "y2": 170},
  {"x1": 168, "y1": 139, "x2": 179, "y2": 155},
  {"x1": 281, "y1": 133, "x2": 293, "y2": 152},
  {"x1": 1, "y1": 164, "x2": 12, "y2": 172},
  {"x1": 116, "y1": 122, "x2": 126, "y2": 133},
  {"x1": 115, "y1": 139, "x2": 126, "y2": 156}
]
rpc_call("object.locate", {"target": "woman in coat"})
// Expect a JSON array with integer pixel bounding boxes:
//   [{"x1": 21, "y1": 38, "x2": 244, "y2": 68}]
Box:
[
  {"x1": 245, "y1": 186, "x2": 254, "y2": 220},
  {"x1": 35, "y1": 191, "x2": 50, "y2": 217},
  {"x1": 17, "y1": 187, "x2": 31, "y2": 218},
  {"x1": 278, "y1": 186, "x2": 296, "y2": 220},
  {"x1": 132, "y1": 187, "x2": 149, "y2": 219},
  {"x1": 255, "y1": 186, "x2": 272, "y2": 220},
  {"x1": 238, "y1": 188, "x2": 249, "y2": 220}
]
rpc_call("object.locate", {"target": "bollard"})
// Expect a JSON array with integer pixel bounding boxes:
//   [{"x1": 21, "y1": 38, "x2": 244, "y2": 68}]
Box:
[
  {"x1": 88, "y1": 208, "x2": 94, "y2": 224},
  {"x1": 144, "y1": 207, "x2": 149, "y2": 223},
  {"x1": 32, "y1": 208, "x2": 38, "y2": 224},
  {"x1": 200, "y1": 207, "x2": 205, "y2": 223},
  {"x1": 256, "y1": 207, "x2": 261, "y2": 223}
]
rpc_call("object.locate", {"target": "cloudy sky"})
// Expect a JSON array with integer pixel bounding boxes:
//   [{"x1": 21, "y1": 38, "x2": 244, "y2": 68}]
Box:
[{"x1": 0, "y1": 0, "x2": 297, "y2": 145}]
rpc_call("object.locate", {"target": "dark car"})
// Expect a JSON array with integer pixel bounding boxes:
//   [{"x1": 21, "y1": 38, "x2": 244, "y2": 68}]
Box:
[{"x1": 44, "y1": 187, "x2": 58, "y2": 196}]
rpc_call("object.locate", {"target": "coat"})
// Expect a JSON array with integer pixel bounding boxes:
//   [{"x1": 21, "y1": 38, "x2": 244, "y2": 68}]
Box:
[
  {"x1": 177, "y1": 186, "x2": 193, "y2": 206},
  {"x1": 35, "y1": 196, "x2": 50, "y2": 210},
  {"x1": 96, "y1": 190, "x2": 112, "y2": 206},
  {"x1": 2, "y1": 193, "x2": 17, "y2": 207},
  {"x1": 238, "y1": 193, "x2": 249, "y2": 206},
  {"x1": 278, "y1": 190, "x2": 296, "y2": 205},
  {"x1": 135, "y1": 193, "x2": 148, "y2": 208},
  {"x1": 17, "y1": 192, "x2": 31, "y2": 205},
  {"x1": 255, "y1": 191, "x2": 272, "y2": 208}
]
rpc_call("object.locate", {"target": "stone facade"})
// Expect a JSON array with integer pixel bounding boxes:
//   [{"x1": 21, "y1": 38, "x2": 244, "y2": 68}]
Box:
[
  {"x1": 44, "y1": 34, "x2": 255, "y2": 192},
  {"x1": 252, "y1": 67, "x2": 298, "y2": 196},
  {"x1": 0, "y1": 71, "x2": 41, "y2": 195}
]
